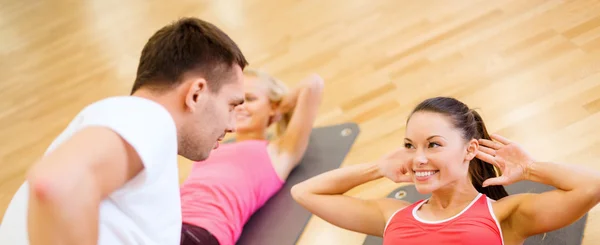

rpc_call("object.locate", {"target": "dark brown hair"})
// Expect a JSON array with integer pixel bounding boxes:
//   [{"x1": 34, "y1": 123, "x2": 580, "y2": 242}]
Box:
[
  {"x1": 131, "y1": 17, "x2": 248, "y2": 94},
  {"x1": 408, "y1": 97, "x2": 509, "y2": 200}
]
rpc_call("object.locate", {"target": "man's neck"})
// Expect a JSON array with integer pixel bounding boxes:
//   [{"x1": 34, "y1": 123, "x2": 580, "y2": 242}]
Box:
[{"x1": 131, "y1": 89, "x2": 183, "y2": 127}]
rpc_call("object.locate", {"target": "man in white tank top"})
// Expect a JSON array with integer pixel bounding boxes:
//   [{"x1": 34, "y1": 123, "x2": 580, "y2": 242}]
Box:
[{"x1": 0, "y1": 17, "x2": 248, "y2": 245}]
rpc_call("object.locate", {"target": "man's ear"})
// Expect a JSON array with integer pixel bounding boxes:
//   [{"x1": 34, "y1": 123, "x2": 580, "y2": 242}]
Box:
[
  {"x1": 184, "y1": 78, "x2": 208, "y2": 111},
  {"x1": 465, "y1": 138, "x2": 479, "y2": 162}
]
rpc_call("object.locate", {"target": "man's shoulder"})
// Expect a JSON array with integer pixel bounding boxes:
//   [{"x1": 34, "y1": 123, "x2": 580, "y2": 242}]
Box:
[
  {"x1": 84, "y1": 96, "x2": 168, "y2": 114},
  {"x1": 47, "y1": 95, "x2": 177, "y2": 157},
  {"x1": 79, "y1": 96, "x2": 175, "y2": 126}
]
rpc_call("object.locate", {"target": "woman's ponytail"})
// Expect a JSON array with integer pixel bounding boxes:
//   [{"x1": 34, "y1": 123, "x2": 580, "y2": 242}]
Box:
[{"x1": 469, "y1": 110, "x2": 509, "y2": 200}]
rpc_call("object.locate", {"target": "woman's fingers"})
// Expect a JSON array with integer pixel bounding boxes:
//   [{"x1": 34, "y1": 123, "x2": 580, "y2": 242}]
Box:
[
  {"x1": 476, "y1": 150, "x2": 498, "y2": 167},
  {"x1": 482, "y1": 176, "x2": 509, "y2": 187},
  {"x1": 396, "y1": 173, "x2": 413, "y2": 183},
  {"x1": 490, "y1": 134, "x2": 512, "y2": 145},
  {"x1": 478, "y1": 145, "x2": 496, "y2": 156},
  {"x1": 479, "y1": 138, "x2": 503, "y2": 150}
]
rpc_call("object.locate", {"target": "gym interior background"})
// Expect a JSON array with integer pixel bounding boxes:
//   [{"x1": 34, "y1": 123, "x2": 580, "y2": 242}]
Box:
[{"x1": 0, "y1": 0, "x2": 599, "y2": 244}]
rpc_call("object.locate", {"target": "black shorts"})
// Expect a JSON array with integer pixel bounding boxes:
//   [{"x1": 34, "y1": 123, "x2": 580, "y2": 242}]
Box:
[{"x1": 180, "y1": 223, "x2": 220, "y2": 245}]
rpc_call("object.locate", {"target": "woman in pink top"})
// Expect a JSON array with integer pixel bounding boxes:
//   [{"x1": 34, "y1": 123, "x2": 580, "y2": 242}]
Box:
[
  {"x1": 292, "y1": 97, "x2": 600, "y2": 245},
  {"x1": 179, "y1": 69, "x2": 324, "y2": 245}
]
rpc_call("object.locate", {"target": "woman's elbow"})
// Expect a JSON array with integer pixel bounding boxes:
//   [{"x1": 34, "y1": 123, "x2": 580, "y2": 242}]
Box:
[
  {"x1": 592, "y1": 179, "x2": 600, "y2": 203},
  {"x1": 291, "y1": 182, "x2": 314, "y2": 204},
  {"x1": 305, "y1": 74, "x2": 324, "y2": 96},
  {"x1": 577, "y1": 178, "x2": 600, "y2": 205},
  {"x1": 585, "y1": 172, "x2": 600, "y2": 203},
  {"x1": 290, "y1": 183, "x2": 305, "y2": 201}
]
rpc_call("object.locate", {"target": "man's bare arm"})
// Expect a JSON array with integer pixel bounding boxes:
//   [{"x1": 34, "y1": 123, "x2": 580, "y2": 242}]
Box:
[{"x1": 27, "y1": 126, "x2": 144, "y2": 245}]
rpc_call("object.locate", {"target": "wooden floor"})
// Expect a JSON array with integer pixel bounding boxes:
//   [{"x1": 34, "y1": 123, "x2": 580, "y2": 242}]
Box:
[{"x1": 1, "y1": 0, "x2": 600, "y2": 244}]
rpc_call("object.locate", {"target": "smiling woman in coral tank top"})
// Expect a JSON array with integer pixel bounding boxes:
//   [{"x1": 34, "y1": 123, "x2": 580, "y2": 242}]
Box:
[{"x1": 292, "y1": 96, "x2": 600, "y2": 245}]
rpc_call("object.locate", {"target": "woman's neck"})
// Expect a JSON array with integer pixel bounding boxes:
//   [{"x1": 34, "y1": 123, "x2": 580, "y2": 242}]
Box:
[
  {"x1": 427, "y1": 180, "x2": 480, "y2": 210},
  {"x1": 234, "y1": 130, "x2": 268, "y2": 142}
]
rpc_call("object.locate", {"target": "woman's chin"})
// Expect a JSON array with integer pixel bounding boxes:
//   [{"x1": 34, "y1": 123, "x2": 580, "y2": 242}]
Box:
[
  {"x1": 235, "y1": 125, "x2": 252, "y2": 133},
  {"x1": 414, "y1": 181, "x2": 438, "y2": 194},
  {"x1": 415, "y1": 186, "x2": 432, "y2": 194}
]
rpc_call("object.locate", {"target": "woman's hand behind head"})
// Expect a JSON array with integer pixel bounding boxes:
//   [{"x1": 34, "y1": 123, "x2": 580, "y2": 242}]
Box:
[
  {"x1": 476, "y1": 134, "x2": 535, "y2": 187},
  {"x1": 277, "y1": 74, "x2": 324, "y2": 115},
  {"x1": 377, "y1": 148, "x2": 413, "y2": 183},
  {"x1": 277, "y1": 93, "x2": 297, "y2": 115}
]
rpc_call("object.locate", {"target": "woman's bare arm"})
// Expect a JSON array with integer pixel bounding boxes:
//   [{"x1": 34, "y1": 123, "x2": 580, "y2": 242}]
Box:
[
  {"x1": 271, "y1": 74, "x2": 324, "y2": 180},
  {"x1": 497, "y1": 162, "x2": 600, "y2": 240},
  {"x1": 291, "y1": 162, "x2": 410, "y2": 237},
  {"x1": 478, "y1": 135, "x2": 600, "y2": 241}
]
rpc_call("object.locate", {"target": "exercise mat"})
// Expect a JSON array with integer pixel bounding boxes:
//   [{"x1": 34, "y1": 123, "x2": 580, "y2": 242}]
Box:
[
  {"x1": 235, "y1": 122, "x2": 361, "y2": 245},
  {"x1": 362, "y1": 180, "x2": 588, "y2": 245}
]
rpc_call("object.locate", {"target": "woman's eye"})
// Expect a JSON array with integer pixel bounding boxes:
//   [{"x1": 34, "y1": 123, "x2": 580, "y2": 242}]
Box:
[
  {"x1": 429, "y1": 142, "x2": 440, "y2": 148},
  {"x1": 404, "y1": 143, "x2": 414, "y2": 149},
  {"x1": 244, "y1": 94, "x2": 255, "y2": 101}
]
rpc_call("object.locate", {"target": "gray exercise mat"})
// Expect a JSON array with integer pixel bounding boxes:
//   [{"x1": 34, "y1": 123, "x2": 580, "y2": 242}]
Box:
[
  {"x1": 363, "y1": 180, "x2": 588, "y2": 245},
  {"x1": 235, "y1": 122, "x2": 361, "y2": 245}
]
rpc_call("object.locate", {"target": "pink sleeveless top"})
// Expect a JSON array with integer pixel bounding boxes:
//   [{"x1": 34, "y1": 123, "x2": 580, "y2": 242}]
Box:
[
  {"x1": 180, "y1": 140, "x2": 284, "y2": 245},
  {"x1": 383, "y1": 193, "x2": 504, "y2": 245}
]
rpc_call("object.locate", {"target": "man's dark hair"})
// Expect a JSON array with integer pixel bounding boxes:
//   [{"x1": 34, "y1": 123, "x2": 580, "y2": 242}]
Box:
[{"x1": 131, "y1": 17, "x2": 248, "y2": 94}]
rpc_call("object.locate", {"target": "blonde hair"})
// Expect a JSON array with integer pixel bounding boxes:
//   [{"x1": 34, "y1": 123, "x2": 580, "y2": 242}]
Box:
[{"x1": 242, "y1": 68, "x2": 291, "y2": 137}]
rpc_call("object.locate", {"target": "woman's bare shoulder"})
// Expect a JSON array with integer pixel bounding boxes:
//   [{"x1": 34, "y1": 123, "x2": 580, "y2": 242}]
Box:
[
  {"x1": 491, "y1": 193, "x2": 535, "y2": 222},
  {"x1": 374, "y1": 198, "x2": 412, "y2": 222}
]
